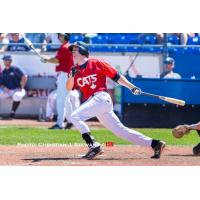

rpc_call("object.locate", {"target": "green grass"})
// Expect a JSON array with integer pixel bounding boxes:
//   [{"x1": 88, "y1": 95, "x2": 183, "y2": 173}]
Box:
[{"x1": 0, "y1": 127, "x2": 199, "y2": 145}]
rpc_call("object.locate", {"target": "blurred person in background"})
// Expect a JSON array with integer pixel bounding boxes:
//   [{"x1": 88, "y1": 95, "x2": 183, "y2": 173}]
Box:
[
  {"x1": 0, "y1": 55, "x2": 28, "y2": 119},
  {"x1": 160, "y1": 57, "x2": 181, "y2": 79},
  {"x1": 41, "y1": 33, "x2": 74, "y2": 129},
  {"x1": 45, "y1": 89, "x2": 57, "y2": 122},
  {"x1": 83, "y1": 33, "x2": 98, "y2": 44},
  {"x1": 45, "y1": 89, "x2": 80, "y2": 129},
  {"x1": 43, "y1": 33, "x2": 61, "y2": 51},
  {"x1": 167, "y1": 33, "x2": 188, "y2": 45},
  {"x1": 7, "y1": 33, "x2": 30, "y2": 51},
  {"x1": 0, "y1": 33, "x2": 9, "y2": 52},
  {"x1": 25, "y1": 33, "x2": 46, "y2": 52}
]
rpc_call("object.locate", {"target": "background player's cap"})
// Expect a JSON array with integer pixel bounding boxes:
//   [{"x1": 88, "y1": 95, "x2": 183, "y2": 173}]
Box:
[
  {"x1": 57, "y1": 33, "x2": 70, "y2": 41},
  {"x1": 69, "y1": 41, "x2": 89, "y2": 57},
  {"x1": 164, "y1": 57, "x2": 175, "y2": 64},
  {"x1": 2, "y1": 54, "x2": 12, "y2": 61}
]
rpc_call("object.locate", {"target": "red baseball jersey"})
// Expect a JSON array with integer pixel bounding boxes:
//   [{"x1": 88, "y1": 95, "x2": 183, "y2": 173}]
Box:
[
  {"x1": 73, "y1": 58, "x2": 118, "y2": 101},
  {"x1": 55, "y1": 42, "x2": 73, "y2": 73}
]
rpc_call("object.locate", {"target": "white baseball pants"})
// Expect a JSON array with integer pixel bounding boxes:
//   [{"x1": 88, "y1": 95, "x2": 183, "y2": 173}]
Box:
[
  {"x1": 46, "y1": 89, "x2": 57, "y2": 119},
  {"x1": 70, "y1": 91, "x2": 152, "y2": 147},
  {"x1": 56, "y1": 72, "x2": 69, "y2": 127},
  {"x1": 46, "y1": 89, "x2": 80, "y2": 122},
  {"x1": 0, "y1": 88, "x2": 26, "y2": 102},
  {"x1": 65, "y1": 90, "x2": 80, "y2": 123}
]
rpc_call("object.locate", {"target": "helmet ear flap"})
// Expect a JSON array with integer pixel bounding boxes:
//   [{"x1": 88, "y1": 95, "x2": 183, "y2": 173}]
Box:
[{"x1": 78, "y1": 46, "x2": 89, "y2": 57}]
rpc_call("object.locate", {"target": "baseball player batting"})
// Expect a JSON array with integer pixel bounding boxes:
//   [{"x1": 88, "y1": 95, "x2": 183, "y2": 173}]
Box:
[{"x1": 66, "y1": 41, "x2": 166, "y2": 160}]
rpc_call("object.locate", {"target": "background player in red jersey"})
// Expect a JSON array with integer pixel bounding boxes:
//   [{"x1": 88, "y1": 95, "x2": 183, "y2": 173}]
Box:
[
  {"x1": 66, "y1": 41, "x2": 166, "y2": 160},
  {"x1": 41, "y1": 33, "x2": 74, "y2": 129}
]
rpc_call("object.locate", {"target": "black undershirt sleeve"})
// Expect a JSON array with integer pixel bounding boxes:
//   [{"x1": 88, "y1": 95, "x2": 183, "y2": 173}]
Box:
[{"x1": 111, "y1": 72, "x2": 121, "y2": 82}]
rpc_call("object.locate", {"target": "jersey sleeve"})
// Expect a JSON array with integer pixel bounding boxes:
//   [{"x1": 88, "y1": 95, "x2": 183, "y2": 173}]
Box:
[
  {"x1": 98, "y1": 60, "x2": 118, "y2": 79},
  {"x1": 56, "y1": 47, "x2": 71, "y2": 62}
]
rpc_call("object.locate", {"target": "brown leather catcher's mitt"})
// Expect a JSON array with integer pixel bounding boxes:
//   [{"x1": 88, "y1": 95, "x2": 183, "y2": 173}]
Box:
[{"x1": 172, "y1": 125, "x2": 190, "y2": 138}]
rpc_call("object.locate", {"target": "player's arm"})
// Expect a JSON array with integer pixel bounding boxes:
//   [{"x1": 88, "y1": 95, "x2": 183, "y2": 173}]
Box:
[
  {"x1": 41, "y1": 56, "x2": 59, "y2": 64},
  {"x1": 102, "y1": 60, "x2": 141, "y2": 95},
  {"x1": 20, "y1": 75, "x2": 28, "y2": 89},
  {"x1": 66, "y1": 67, "x2": 77, "y2": 91},
  {"x1": 66, "y1": 77, "x2": 74, "y2": 91},
  {"x1": 116, "y1": 74, "x2": 141, "y2": 95},
  {"x1": 188, "y1": 122, "x2": 200, "y2": 130},
  {"x1": 42, "y1": 46, "x2": 69, "y2": 64},
  {"x1": 15, "y1": 67, "x2": 28, "y2": 89}
]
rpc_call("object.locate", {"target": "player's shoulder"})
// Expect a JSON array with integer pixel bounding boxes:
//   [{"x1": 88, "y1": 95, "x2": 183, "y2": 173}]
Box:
[
  {"x1": 13, "y1": 65, "x2": 26, "y2": 73},
  {"x1": 174, "y1": 73, "x2": 181, "y2": 79},
  {"x1": 88, "y1": 57, "x2": 106, "y2": 64},
  {"x1": 11, "y1": 65, "x2": 20, "y2": 70},
  {"x1": 63, "y1": 42, "x2": 70, "y2": 49}
]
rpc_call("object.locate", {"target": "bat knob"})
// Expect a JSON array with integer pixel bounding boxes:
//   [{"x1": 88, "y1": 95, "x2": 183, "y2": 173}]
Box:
[{"x1": 131, "y1": 87, "x2": 142, "y2": 95}]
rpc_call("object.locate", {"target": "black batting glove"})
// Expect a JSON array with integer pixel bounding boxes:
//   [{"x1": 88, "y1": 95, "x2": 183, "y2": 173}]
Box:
[
  {"x1": 72, "y1": 67, "x2": 77, "y2": 77},
  {"x1": 131, "y1": 86, "x2": 142, "y2": 95},
  {"x1": 69, "y1": 67, "x2": 78, "y2": 78}
]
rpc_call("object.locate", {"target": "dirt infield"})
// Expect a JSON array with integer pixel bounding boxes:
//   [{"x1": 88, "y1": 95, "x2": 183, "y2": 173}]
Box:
[
  {"x1": 0, "y1": 145, "x2": 199, "y2": 166},
  {"x1": 0, "y1": 119, "x2": 103, "y2": 128}
]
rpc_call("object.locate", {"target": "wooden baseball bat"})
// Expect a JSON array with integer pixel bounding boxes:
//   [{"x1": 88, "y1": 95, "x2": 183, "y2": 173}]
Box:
[{"x1": 141, "y1": 92, "x2": 185, "y2": 106}]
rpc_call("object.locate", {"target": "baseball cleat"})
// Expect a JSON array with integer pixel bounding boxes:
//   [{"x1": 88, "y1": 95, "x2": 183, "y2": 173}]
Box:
[
  {"x1": 65, "y1": 123, "x2": 73, "y2": 129},
  {"x1": 151, "y1": 141, "x2": 166, "y2": 159},
  {"x1": 48, "y1": 124, "x2": 64, "y2": 130},
  {"x1": 82, "y1": 145, "x2": 103, "y2": 160},
  {"x1": 9, "y1": 112, "x2": 15, "y2": 119}
]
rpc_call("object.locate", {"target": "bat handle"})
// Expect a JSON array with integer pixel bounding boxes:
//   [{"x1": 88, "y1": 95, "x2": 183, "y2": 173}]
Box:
[{"x1": 141, "y1": 91, "x2": 160, "y2": 98}]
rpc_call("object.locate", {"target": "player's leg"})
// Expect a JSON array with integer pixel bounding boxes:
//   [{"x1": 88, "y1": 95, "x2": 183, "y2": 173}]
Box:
[
  {"x1": 46, "y1": 90, "x2": 57, "y2": 121},
  {"x1": 65, "y1": 90, "x2": 80, "y2": 129},
  {"x1": 0, "y1": 88, "x2": 11, "y2": 99},
  {"x1": 98, "y1": 111, "x2": 153, "y2": 145},
  {"x1": 69, "y1": 90, "x2": 80, "y2": 110},
  {"x1": 51, "y1": 72, "x2": 68, "y2": 129},
  {"x1": 11, "y1": 89, "x2": 26, "y2": 118},
  {"x1": 70, "y1": 95, "x2": 107, "y2": 158},
  {"x1": 0, "y1": 88, "x2": 10, "y2": 118},
  {"x1": 97, "y1": 111, "x2": 165, "y2": 158},
  {"x1": 96, "y1": 93, "x2": 165, "y2": 158}
]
